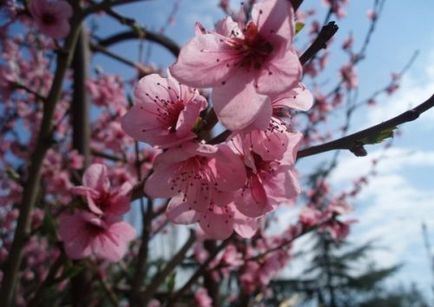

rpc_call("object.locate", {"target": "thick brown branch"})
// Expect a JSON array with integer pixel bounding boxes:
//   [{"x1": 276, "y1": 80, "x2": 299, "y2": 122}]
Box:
[
  {"x1": 72, "y1": 27, "x2": 91, "y2": 167},
  {"x1": 299, "y1": 21, "x2": 339, "y2": 65},
  {"x1": 297, "y1": 93, "x2": 434, "y2": 159}
]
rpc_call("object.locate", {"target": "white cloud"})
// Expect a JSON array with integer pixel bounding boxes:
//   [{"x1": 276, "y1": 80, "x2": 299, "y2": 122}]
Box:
[{"x1": 326, "y1": 143, "x2": 434, "y2": 296}]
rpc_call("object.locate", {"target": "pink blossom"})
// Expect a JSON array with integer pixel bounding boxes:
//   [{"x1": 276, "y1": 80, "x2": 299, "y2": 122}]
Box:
[
  {"x1": 170, "y1": 0, "x2": 301, "y2": 130},
  {"x1": 122, "y1": 72, "x2": 207, "y2": 148},
  {"x1": 229, "y1": 132, "x2": 302, "y2": 218},
  {"x1": 324, "y1": 219, "x2": 355, "y2": 241},
  {"x1": 299, "y1": 206, "x2": 322, "y2": 227},
  {"x1": 29, "y1": 0, "x2": 73, "y2": 39},
  {"x1": 86, "y1": 74, "x2": 126, "y2": 110},
  {"x1": 340, "y1": 63, "x2": 358, "y2": 89},
  {"x1": 166, "y1": 195, "x2": 259, "y2": 240},
  {"x1": 271, "y1": 82, "x2": 314, "y2": 113},
  {"x1": 145, "y1": 142, "x2": 245, "y2": 210},
  {"x1": 72, "y1": 163, "x2": 132, "y2": 217},
  {"x1": 58, "y1": 212, "x2": 136, "y2": 262},
  {"x1": 145, "y1": 142, "x2": 259, "y2": 239},
  {"x1": 195, "y1": 288, "x2": 212, "y2": 307}
]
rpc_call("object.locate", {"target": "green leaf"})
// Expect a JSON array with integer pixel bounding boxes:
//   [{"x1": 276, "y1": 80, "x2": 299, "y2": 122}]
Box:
[
  {"x1": 6, "y1": 168, "x2": 20, "y2": 181},
  {"x1": 166, "y1": 272, "x2": 176, "y2": 293},
  {"x1": 62, "y1": 261, "x2": 84, "y2": 280},
  {"x1": 360, "y1": 126, "x2": 397, "y2": 145},
  {"x1": 295, "y1": 22, "x2": 305, "y2": 35},
  {"x1": 42, "y1": 208, "x2": 57, "y2": 241}
]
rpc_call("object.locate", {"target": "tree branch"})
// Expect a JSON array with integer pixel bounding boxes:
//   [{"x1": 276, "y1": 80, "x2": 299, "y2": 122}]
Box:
[
  {"x1": 84, "y1": 0, "x2": 148, "y2": 16},
  {"x1": 297, "y1": 93, "x2": 434, "y2": 159},
  {"x1": 299, "y1": 21, "x2": 339, "y2": 65},
  {"x1": 72, "y1": 27, "x2": 91, "y2": 167},
  {"x1": 98, "y1": 29, "x2": 180, "y2": 57},
  {"x1": 141, "y1": 231, "x2": 196, "y2": 305},
  {"x1": 166, "y1": 236, "x2": 233, "y2": 306},
  {"x1": 0, "y1": 9, "x2": 83, "y2": 307}
]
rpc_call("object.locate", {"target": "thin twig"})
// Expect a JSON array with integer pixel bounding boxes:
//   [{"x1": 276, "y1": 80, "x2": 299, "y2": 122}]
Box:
[
  {"x1": 297, "y1": 93, "x2": 434, "y2": 159},
  {"x1": 98, "y1": 29, "x2": 179, "y2": 57},
  {"x1": 166, "y1": 236, "x2": 232, "y2": 306},
  {"x1": 12, "y1": 82, "x2": 47, "y2": 102},
  {"x1": 141, "y1": 231, "x2": 196, "y2": 305},
  {"x1": 84, "y1": 0, "x2": 148, "y2": 16}
]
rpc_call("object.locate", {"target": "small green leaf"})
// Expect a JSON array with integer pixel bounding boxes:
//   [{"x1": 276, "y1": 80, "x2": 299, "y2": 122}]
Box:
[
  {"x1": 6, "y1": 168, "x2": 20, "y2": 181},
  {"x1": 42, "y1": 208, "x2": 57, "y2": 241},
  {"x1": 360, "y1": 126, "x2": 396, "y2": 145},
  {"x1": 166, "y1": 272, "x2": 176, "y2": 293},
  {"x1": 295, "y1": 22, "x2": 305, "y2": 34},
  {"x1": 62, "y1": 261, "x2": 84, "y2": 280}
]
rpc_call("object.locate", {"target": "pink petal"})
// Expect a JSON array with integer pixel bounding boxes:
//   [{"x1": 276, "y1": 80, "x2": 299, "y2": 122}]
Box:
[
  {"x1": 144, "y1": 164, "x2": 179, "y2": 199},
  {"x1": 166, "y1": 196, "x2": 198, "y2": 224},
  {"x1": 134, "y1": 74, "x2": 172, "y2": 105},
  {"x1": 253, "y1": 0, "x2": 295, "y2": 40},
  {"x1": 272, "y1": 83, "x2": 314, "y2": 111},
  {"x1": 282, "y1": 132, "x2": 303, "y2": 164},
  {"x1": 233, "y1": 209, "x2": 259, "y2": 238},
  {"x1": 53, "y1": 0, "x2": 73, "y2": 19},
  {"x1": 249, "y1": 122, "x2": 289, "y2": 161},
  {"x1": 263, "y1": 165, "x2": 300, "y2": 205},
  {"x1": 235, "y1": 179, "x2": 272, "y2": 218},
  {"x1": 121, "y1": 104, "x2": 166, "y2": 144},
  {"x1": 215, "y1": 16, "x2": 243, "y2": 37},
  {"x1": 213, "y1": 71, "x2": 270, "y2": 131},
  {"x1": 83, "y1": 163, "x2": 110, "y2": 192},
  {"x1": 198, "y1": 206, "x2": 234, "y2": 240},
  {"x1": 175, "y1": 98, "x2": 206, "y2": 136},
  {"x1": 256, "y1": 49, "x2": 302, "y2": 95},
  {"x1": 70, "y1": 186, "x2": 99, "y2": 198},
  {"x1": 213, "y1": 144, "x2": 246, "y2": 191},
  {"x1": 91, "y1": 221, "x2": 135, "y2": 262},
  {"x1": 170, "y1": 33, "x2": 235, "y2": 87}
]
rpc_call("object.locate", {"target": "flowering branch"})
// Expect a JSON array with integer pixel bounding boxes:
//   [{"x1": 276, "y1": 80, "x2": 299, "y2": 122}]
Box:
[
  {"x1": 298, "y1": 93, "x2": 434, "y2": 159},
  {"x1": 0, "y1": 7, "x2": 83, "y2": 307},
  {"x1": 299, "y1": 21, "x2": 339, "y2": 65}
]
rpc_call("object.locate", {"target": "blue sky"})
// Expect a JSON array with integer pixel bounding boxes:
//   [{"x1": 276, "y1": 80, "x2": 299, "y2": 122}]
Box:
[{"x1": 91, "y1": 0, "x2": 434, "y2": 299}]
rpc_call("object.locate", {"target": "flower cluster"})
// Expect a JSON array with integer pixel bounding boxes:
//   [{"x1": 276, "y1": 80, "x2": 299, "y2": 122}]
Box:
[
  {"x1": 58, "y1": 164, "x2": 136, "y2": 262},
  {"x1": 29, "y1": 0, "x2": 73, "y2": 39},
  {"x1": 121, "y1": 0, "x2": 313, "y2": 239}
]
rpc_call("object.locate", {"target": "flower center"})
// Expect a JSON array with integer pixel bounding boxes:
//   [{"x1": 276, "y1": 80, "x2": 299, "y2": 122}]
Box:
[
  {"x1": 41, "y1": 13, "x2": 57, "y2": 25},
  {"x1": 85, "y1": 222, "x2": 106, "y2": 236},
  {"x1": 234, "y1": 22, "x2": 274, "y2": 70},
  {"x1": 170, "y1": 156, "x2": 217, "y2": 205}
]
